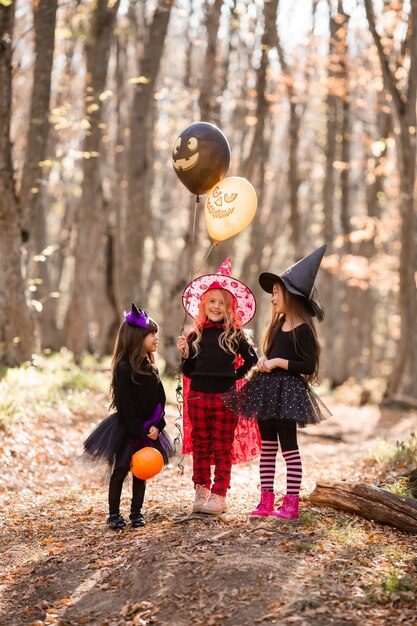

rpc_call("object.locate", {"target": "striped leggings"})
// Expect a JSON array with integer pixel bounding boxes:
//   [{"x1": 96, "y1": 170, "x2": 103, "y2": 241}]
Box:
[{"x1": 257, "y1": 420, "x2": 302, "y2": 496}]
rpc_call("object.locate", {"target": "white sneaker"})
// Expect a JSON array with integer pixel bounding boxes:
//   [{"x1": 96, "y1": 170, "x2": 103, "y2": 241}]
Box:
[
  {"x1": 202, "y1": 493, "x2": 227, "y2": 515},
  {"x1": 192, "y1": 485, "x2": 210, "y2": 513}
]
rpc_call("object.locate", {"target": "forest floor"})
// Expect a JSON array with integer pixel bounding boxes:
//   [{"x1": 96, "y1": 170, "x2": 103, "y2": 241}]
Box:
[{"x1": 1, "y1": 366, "x2": 417, "y2": 626}]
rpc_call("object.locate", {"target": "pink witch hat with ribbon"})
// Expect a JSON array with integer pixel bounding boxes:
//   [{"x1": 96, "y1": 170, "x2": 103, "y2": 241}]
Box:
[{"x1": 182, "y1": 258, "x2": 256, "y2": 325}]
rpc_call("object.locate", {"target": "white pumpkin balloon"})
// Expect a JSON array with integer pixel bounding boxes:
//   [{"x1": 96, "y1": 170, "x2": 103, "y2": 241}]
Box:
[{"x1": 204, "y1": 176, "x2": 257, "y2": 243}]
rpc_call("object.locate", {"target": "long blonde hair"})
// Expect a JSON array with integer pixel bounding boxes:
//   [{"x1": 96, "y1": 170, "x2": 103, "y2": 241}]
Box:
[
  {"x1": 191, "y1": 288, "x2": 244, "y2": 358},
  {"x1": 261, "y1": 281, "x2": 321, "y2": 383},
  {"x1": 109, "y1": 318, "x2": 159, "y2": 409}
]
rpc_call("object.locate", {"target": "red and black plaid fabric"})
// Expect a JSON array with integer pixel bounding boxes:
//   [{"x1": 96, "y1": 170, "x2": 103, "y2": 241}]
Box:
[
  {"x1": 182, "y1": 374, "x2": 261, "y2": 464},
  {"x1": 187, "y1": 390, "x2": 239, "y2": 496}
]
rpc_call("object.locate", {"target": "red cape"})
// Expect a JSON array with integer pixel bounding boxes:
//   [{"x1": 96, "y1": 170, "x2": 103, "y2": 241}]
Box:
[{"x1": 181, "y1": 367, "x2": 261, "y2": 464}]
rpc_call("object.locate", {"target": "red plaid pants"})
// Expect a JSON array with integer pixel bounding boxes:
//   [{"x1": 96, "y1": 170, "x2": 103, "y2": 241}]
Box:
[{"x1": 187, "y1": 390, "x2": 239, "y2": 496}]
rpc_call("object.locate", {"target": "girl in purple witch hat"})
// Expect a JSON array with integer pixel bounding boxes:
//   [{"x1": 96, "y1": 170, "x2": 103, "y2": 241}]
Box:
[
  {"x1": 225, "y1": 246, "x2": 331, "y2": 521},
  {"x1": 83, "y1": 304, "x2": 175, "y2": 529}
]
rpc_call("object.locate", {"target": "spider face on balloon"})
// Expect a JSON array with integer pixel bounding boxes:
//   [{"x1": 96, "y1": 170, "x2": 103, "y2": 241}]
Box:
[
  {"x1": 206, "y1": 184, "x2": 238, "y2": 218},
  {"x1": 172, "y1": 135, "x2": 199, "y2": 171}
]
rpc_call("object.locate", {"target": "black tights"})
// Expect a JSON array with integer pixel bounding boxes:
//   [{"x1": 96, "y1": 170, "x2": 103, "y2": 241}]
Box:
[
  {"x1": 258, "y1": 420, "x2": 298, "y2": 451},
  {"x1": 108, "y1": 466, "x2": 146, "y2": 516}
]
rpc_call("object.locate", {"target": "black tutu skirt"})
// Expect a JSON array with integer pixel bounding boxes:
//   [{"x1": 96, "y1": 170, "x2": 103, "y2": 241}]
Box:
[
  {"x1": 224, "y1": 370, "x2": 331, "y2": 427},
  {"x1": 83, "y1": 412, "x2": 176, "y2": 473}
]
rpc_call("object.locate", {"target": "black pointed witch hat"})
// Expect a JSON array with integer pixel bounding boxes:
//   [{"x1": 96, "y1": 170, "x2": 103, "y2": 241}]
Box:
[{"x1": 259, "y1": 245, "x2": 327, "y2": 321}]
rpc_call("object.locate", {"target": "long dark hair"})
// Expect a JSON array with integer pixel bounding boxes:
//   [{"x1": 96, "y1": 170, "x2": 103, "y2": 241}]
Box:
[
  {"x1": 261, "y1": 280, "x2": 321, "y2": 383},
  {"x1": 109, "y1": 318, "x2": 159, "y2": 409}
]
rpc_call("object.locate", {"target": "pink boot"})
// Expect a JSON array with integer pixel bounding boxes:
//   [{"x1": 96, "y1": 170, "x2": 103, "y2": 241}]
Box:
[
  {"x1": 270, "y1": 494, "x2": 299, "y2": 520},
  {"x1": 251, "y1": 490, "x2": 275, "y2": 517}
]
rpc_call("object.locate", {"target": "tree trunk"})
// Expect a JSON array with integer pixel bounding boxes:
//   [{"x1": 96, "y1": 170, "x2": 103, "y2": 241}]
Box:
[
  {"x1": 33, "y1": 2, "x2": 81, "y2": 350},
  {"x1": 357, "y1": 105, "x2": 391, "y2": 379},
  {"x1": 387, "y1": 124, "x2": 417, "y2": 396},
  {"x1": 0, "y1": 5, "x2": 35, "y2": 365},
  {"x1": 20, "y1": 0, "x2": 57, "y2": 242},
  {"x1": 321, "y1": 6, "x2": 349, "y2": 383},
  {"x1": 65, "y1": 0, "x2": 121, "y2": 360},
  {"x1": 329, "y1": 6, "x2": 354, "y2": 385},
  {"x1": 197, "y1": 0, "x2": 227, "y2": 272},
  {"x1": 123, "y1": 0, "x2": 173, "y2": 307},
  {"x1": 310, "y1": 480, "x2": 417, "y2": 534},
  {"x1": 364, "y1": 0, "x2": 417, "y2": 400},
  {"x1": 198, "y1": 0, "x2": 223, "y2": 122},
  {"x1": 240, "y1": 0, "x2": 277, "y2": 313},
  {"x1": 211, "y1": 1, "x2": 239, "y2": 128},
  {"x1": 271, "y1": 2, "x2": 304, "y2": 259},
  {"x1": 20, "y1": 0, "x2": 58, "y2": 350},
  {"x1": 109, "y1": 33, "x2": 130, "y2": 314},
  {"x1": 161, "y1": 195, "x2": 204, "y2": 376}
]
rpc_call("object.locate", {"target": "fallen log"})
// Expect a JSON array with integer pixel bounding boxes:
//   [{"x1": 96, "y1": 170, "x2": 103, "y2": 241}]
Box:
[
  {"x1": 380, "y1": 393, "x2": 417, "y2": 410},
  {"x1": 309, "y1": 481, "x2": 417, "y2": 534}
]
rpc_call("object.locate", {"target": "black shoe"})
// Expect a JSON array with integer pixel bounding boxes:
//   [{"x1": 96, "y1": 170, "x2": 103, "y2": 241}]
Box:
[
  {"x1": 129, "y1": 513, "x2": 145, "y2": 528},
  {"x1": 107, "y1": 514, "x2": 126, "y2": 529}
]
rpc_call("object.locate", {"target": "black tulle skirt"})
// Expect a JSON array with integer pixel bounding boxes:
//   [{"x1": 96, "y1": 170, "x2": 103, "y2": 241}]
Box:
[
  {"x1": 224, "y1": 370, "x2": 331, "y2": 427},
  {"x1": 83, "y1": 412, "x2": 176, "y2": 473}
]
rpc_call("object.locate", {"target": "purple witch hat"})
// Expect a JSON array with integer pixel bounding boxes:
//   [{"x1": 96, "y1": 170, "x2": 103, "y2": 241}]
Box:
[{"x1": 124, "y1": 303, "x2": 151, "y2": 329}]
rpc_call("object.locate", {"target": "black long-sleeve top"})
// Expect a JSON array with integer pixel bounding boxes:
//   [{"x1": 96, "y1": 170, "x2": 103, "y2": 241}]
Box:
[
  {"x1": 267, "y1": 324, "x2": 316, "y2": 376},
  {"x1": 114, "y1": 358, "x2": 166, "y2": 438},
  {"x1": 182, "y1": 326, "x2": 258, "y2": 393}
]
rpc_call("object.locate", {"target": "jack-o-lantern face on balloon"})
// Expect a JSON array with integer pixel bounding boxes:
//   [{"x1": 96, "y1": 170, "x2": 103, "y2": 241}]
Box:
[
  {"x1": 172, "y1": 135, "x2": 199, "y2": 171},
  {"x1": 204, "y1": 177, "x2": 257, "y2": 243},
  {"x1": 172, "y1": 122, "x2": 230, "y2": 196},
  {"x1": 206, "y1": 185, "x2": 238, "y2": 219}
]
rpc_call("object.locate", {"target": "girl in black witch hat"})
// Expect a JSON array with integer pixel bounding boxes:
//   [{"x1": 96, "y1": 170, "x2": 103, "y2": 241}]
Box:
[
  {"x1": 225, "y1": 246, "x2": 331, "y2": 520},
  {"x1": 83, "y1": 304, "x2": 175, "y2": 529}
]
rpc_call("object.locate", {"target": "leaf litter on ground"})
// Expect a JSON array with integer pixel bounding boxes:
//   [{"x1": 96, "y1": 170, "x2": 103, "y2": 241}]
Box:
[{"x1": 0, "y1": 360, "x2": 416, "y2": 625}]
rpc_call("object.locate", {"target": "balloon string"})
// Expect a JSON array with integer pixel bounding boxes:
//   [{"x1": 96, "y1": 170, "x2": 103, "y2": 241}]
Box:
[
  {"x1": 174, "y1": 193, "x2": 200, "y2": 475},
  {"x1": 175, "y1": 306, "x2": 189, "y2": 475},
  {"x1": 174, "y1": 196, "x2": 216, "y2": 476},
  {"x1": 180, "y1": 195, "x2": 200, "y2": 334},
  {"x1": 179, "y1": 305, "x2": 188, "y2": 336},
  {"x1": 174, "y1": 378, "x2": 185, "y2": 475},
  {"x1": 193, "y1": 241, "x2": 215, "y2": 276},
  {"x1": 174, "y1": 238, "x2": 216, "y2": 475},
  {"x1": 179, "y1": 236, "x2": 214, "y2": 334},
  {"x1": 191, "y1": 195, "x2": 199, "y2": 256}
]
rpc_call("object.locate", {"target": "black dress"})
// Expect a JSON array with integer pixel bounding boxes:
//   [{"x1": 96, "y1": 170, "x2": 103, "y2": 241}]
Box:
[
  {"x1": 83, "y1": 358, "x2": 175, "y2": 472},
  {"x1": 225, "y1": 324, "x2": 331, "y2": 427}
]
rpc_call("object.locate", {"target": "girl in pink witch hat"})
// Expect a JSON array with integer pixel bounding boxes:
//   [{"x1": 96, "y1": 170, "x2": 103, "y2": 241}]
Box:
[{"x1": 177, "y1": 258, "x2": 260, "y2": 515}]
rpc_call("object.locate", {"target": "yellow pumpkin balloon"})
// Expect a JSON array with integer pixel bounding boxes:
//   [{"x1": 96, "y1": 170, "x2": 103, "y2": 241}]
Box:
[{"x1": 204, "y1": 177, "x2": 257, "y2": 243}]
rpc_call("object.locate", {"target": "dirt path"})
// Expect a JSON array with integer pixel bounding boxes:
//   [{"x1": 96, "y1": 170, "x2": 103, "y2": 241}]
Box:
[{"x1": 1, "y1": 392, "x2": 416, "y2": 626}]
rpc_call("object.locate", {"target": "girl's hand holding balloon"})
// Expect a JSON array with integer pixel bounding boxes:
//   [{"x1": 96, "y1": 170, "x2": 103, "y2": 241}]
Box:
[
  {"x1": 177, "y1": 335, "x2": 189, "y2": 358},
  {"x1": 147, "y1": 426, "x2": 159, "y2": 440}
]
